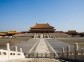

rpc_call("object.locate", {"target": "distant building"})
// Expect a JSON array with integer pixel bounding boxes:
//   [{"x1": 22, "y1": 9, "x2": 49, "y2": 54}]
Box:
[
  {"x1": 0, "y1": 33, "x2": 6, "y2": 38},
  {"x1": 6, "y1": 31, "x2": 17, "y2": 36},
  {"x1": 65, "y1": 30, "x2": 78, "y2": 37},
  {"x1": 55, "y1": 31, "x2": 64, "y2": 33},
  {"x1": 78, "y1": 32, "x2": 84, "y2": 37},
  {"x1": 29, "y1": 23, "x2": 55, "y2": 33}
]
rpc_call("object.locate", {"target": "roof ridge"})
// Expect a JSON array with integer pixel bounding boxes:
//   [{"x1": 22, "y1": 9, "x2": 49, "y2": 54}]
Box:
[{"x1": 36, "y1": 23, "x2": 49, "y2": 24}]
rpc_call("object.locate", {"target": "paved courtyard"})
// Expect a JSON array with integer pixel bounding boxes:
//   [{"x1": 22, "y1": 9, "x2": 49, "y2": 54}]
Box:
[{"x1": 10, "y1": 38, "x2": 61, "y2": 62}]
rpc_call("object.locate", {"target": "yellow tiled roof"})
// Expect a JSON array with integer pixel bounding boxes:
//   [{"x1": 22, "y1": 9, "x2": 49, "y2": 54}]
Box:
[{"x1": 31, "y1": 23, "x2": 54, "y2": 29}]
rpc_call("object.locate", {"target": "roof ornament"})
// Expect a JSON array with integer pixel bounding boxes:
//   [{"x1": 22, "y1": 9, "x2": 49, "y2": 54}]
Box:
[
  {"x1": 36, "y1": 23, "x2": 37, "y2": 24},
  {"x1": 47, "y1": 23, "x2": 48, "y2": 24}
]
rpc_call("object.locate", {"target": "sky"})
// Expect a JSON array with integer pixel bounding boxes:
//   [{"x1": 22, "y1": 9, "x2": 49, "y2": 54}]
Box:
[{"x1": 0, "y1": 0, "x2": 84, "y2": 32}]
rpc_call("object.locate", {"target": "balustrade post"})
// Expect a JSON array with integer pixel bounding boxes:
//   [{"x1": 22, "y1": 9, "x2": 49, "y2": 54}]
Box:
[
  {"x1": 74, "y1": 43, "x2": 79, "y2": 61},
  {"x1": 15, "y1": 46, "x2": 18, "y2": 52},
  {"x1": 37, "y1": 52, "x2": 38, "y2": 58},
  {"x1": 62, "y1": 47, "x2": 64, "y2": 58},
  {"x1": 66, "y1": 46, "x2": 70, "y2": 59},
  {"x1": 20, "y1": 48, "x2": 22, "y2": 53},
  {"x1": 7, "y1": 43, "x2": 10, "y2": 60}
]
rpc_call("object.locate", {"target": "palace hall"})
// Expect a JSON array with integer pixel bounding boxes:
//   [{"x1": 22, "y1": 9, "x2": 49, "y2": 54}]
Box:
[{"x1": 29, "y1": 23, "x2": 55, "y2": 33}]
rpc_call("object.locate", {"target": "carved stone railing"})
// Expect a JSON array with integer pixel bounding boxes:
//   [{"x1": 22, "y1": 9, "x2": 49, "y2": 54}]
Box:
[{"x1": 0, "y1": 43, "x2": 25, "y2": 61}]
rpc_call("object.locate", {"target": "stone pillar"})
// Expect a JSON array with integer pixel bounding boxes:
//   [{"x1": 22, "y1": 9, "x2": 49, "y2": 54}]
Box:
[
  {"x1": 20, "y1": 48, "x2": 23, "y2": 53},
  {"x1": 74, "y1": 43, "x2": 79, "y2": 61},
  {"x1": 68, "y1": 46, "x2": 70, "y2": 55},
  {"x1": 62, "y1": 47, "x2": 64, "y2": 58},
  {"x1": 67, "y1": 46, "x2": 70, "y2": 52},
  {"x1": 62, "y1": 47, "x2": 65, "y2": 52},
  {"x1": 15, "y1": 46, "x2": 18, "y2": 52},
  {"x1": 75, "y1": 43, "x2": 79, "y2": 50},
  {"x1": 7, "y1": 43, "x2": 10, "y2": 51},
  {"x1": 66, "y1": 46, "x2": 70, "y2": 59},
  {"x1": 7, "y1": 43, "x2": 10, "y2": 60},
  {"x1": 47, "y1": 34, "x2": 49, "y2": 38},
  {"x1": 40, "y1": 34, "x2": 43, "y2": 38}
]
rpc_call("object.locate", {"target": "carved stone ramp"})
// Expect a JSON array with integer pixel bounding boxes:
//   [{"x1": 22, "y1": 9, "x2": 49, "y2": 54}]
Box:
[
  {"x1": 35, "y1": 39, "x2": 50, "y2": 53},
  {"x1": 33, "y1": 38, "x2": 58, "y2": 58}
]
